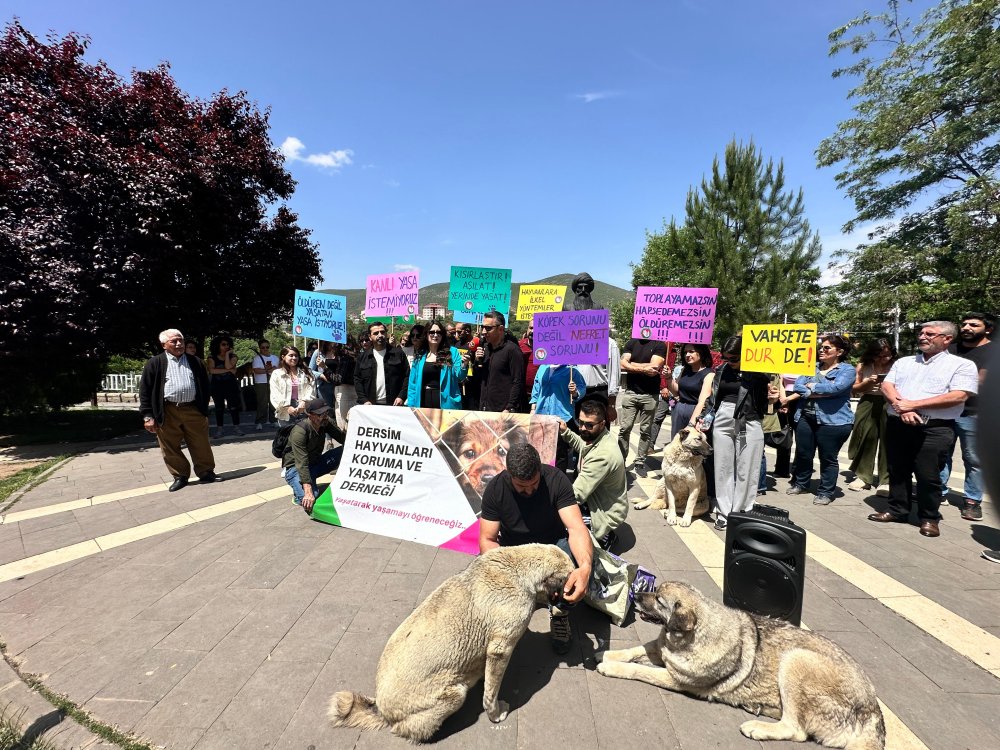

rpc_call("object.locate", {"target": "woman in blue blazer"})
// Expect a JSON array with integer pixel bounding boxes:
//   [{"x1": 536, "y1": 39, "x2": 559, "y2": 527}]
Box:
[{"x1": 407, "y1": 320, "x2": 468, "y2": 409}]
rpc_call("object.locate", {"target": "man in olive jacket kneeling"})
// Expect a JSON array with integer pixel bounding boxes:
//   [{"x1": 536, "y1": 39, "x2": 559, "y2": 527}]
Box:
[{"x1": 283, "y1": 399, "x2": 346, "y2": 512}]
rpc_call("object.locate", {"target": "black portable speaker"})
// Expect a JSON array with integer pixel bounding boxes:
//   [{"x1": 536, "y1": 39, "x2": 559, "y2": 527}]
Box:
[{"x1": 723, "y1": 504, "x2": 807, "y2": 626}]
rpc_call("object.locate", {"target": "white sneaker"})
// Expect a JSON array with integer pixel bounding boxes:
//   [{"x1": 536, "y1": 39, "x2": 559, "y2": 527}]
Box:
[{"x1": 847, "y1": 478, "x2": 871, "y2": 492}]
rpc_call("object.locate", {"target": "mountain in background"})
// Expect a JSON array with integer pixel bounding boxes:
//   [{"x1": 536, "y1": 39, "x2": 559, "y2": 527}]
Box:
[{"x1": 321, "y1": 273, "x2": 632, "y2": 317}]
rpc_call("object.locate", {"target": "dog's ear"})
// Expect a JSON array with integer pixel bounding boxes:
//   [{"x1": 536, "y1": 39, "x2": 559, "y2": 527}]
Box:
[
  {"x1": 679, "y1": 427, "x2": 690, "y2": 440},
  {"x1": 670, "y1": 601, "x2": 698, "y2": 632}
]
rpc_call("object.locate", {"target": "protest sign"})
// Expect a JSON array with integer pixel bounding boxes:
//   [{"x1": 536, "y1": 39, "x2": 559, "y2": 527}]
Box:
[
  {"x1": 448, "y1": 266, "x2": 512, "y2": 314},
  {"x1": 515, "y1": 284, "x2": 567, "y2": 321},
  {"x1": 452, "y1": 309, "x2": 484, "y2": 325},
  {"x1": 532, "y1": 309, "x2": 609, "y2": 366},
  {"x1": 310, "y1": 407, "x2": 560, "y2": 554},
  {"x1": 366, "y1": 314, "x2": 415, "y2": 326},
  {"x1": 632, "y1": 286, "x2": 718, "y2": 344},
  {"x1": 365, "y1": 271, "x2": 419, "y2": 318},
  {"x1": 740, "y1": 323, "x2": 818, "y2": 376},
  {"x1": 293, "y1": 290, "x2": 347, "y2": 343}
]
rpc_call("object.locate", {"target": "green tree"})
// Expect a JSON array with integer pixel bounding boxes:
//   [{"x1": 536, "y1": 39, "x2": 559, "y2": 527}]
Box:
[
  {"x1": 817, "y1": 0, "x2": 1000, "y2": 324},
  {"x1": 630, "y1": 140, "x2": 822, "y2": 339}
]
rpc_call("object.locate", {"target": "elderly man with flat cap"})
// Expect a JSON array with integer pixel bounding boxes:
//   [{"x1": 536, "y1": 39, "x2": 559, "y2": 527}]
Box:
[{"x1": 139, "y1": 328, "x2": 218, "y2": 491}]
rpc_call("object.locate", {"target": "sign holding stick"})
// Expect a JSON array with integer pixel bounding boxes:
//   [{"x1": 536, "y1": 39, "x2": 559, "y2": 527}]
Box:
[
  {"x1": 365, "y1": 271, "x2": 419, "y2": 318},
  {"x1": 293, "y1": 290, "x2": 347, "y2": 343},
  {"x1": 532, "y1": 309, "x2": 609, "y2": 366},
  {"x1": 515, "y1": 284, "x2": 567, "y2": 321},
  {"x1": 448, "y1": 266, "x2": 512, "y2": 314},
  {"x1": 741, "y1": 323, "x2": 818, "y2": 376},
  {"x1": 632, "y1": 286, "x2": 718, "y2": 344}
]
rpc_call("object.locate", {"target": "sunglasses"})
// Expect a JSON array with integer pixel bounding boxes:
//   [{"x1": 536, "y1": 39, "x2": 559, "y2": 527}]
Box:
[
  {"x1": 818, "y1": 346, "x2": 838, "y2": 352},
  {"x1": 722, "y1": 355, "x2": 740, "y2": 362},
  {"x1": 427, "y1": 330, "x2": 444, "y2": 336},
  {"x1": 481, "y1": 324, "x2": 499, "y2": 331},
  {"x1": 576, "y1": 419, "x2": 604, "y2": 430}
]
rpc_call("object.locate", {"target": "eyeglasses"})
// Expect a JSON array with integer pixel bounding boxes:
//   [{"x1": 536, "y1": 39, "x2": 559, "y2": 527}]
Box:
[
  {"x1": 576, "y1": 418, "x2": 604, "y2": 430},
  {"x1": 722, "y1": 355, "x2": 740, "y2": 362},
  {"x1": 427, "y1": 331, "x2": 443, "y2": 336},
  {"x1": 918, "y1": 332, "x2": 946, "y2": 339},
  {"x1": 481, "y1": 324, "x2": 499, "y2": 332}
]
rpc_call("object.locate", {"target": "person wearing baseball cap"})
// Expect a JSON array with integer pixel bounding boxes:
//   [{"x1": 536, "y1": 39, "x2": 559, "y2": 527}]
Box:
[{"x1": 281, "y1": 398, "x2": 346, "y2": 512}]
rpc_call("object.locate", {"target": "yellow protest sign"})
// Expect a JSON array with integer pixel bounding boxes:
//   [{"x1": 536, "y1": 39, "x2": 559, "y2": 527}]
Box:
[
  {"x1": 515, "y1": 284, "x2": 567, "y2": 321},
  {"x1": 740, "y1": 324, "x2": 818, "y2": 376}
]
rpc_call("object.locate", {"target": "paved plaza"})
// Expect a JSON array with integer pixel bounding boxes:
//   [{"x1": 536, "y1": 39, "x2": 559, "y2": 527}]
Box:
[{"x1": 0, "y1": 415, "x2": 998, "y2": 749}]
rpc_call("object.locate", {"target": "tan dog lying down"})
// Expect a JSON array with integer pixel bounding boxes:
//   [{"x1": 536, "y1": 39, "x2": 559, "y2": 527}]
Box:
[
  {"x1": 634, "y1": 427, "x2": 711, "y2": 527},
  {"x1": 330, "y1": 543, "x2": 575, "y2": 743},
  {"x1": 598, "y1": 582, "x2": 885, "y2": 750}
]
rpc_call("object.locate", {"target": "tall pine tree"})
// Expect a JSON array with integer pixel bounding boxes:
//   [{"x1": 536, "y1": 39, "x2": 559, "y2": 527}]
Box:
[{"x1": 631, "y1": 140, "x2": 821, "y2": 338}]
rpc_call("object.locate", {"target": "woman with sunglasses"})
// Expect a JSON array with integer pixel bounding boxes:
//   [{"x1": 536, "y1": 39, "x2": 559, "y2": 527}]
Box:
[
  {"x1": 406, "y1": 321, "x2": 468, "y2": 409},
  {"x1": 786, "y1": 334, "x2": 857, "y2": 504},
  {"x1": 697, "y1": 335, "x2": 770, "y2": 529},
  {"x1": 207, "y1": 335, "x2": 243, "y2": 438}
]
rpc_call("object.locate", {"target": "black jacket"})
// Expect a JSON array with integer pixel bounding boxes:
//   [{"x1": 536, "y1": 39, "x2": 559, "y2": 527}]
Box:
[
  {"x1": 477, "y1": 335, "x2": 525, "y2": 412},
  {"x1": 139, "y1": 352, "x2": 211, "y2": 425},
  {"x1": 355, "y1": 345, "x2": 410, "y2": 405}
]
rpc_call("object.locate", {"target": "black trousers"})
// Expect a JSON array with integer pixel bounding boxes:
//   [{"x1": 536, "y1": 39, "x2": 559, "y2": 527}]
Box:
[{"x1": 885, "y1": 417, "x2": 955, "y2": 521}]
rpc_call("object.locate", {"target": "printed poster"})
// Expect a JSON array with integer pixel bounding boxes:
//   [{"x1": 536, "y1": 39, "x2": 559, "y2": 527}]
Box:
[
  {"x1": 740, "y1": 323, "x2": 818, "y2": 376},
  {"x1": 515, "y1": 284, "x2": 567, "y2": 321},
  {"x1": 310, "y1": 407, "x2": 560, "y2": 554},
  {"x1": 532, "y1": 309, "x2": 609, "y2": 366},
  {"x1": 365, "y1": 271, "x2": 419, "y2": 318}
]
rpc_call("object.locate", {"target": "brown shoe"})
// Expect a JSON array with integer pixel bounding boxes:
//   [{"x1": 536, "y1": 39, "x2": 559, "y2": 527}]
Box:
[
  {"x1": 868, "y1": 511, "x2": 906, "y2": 523},
  {"x1": 919, "y1": 520, "x2": 940, "y2": 537}
]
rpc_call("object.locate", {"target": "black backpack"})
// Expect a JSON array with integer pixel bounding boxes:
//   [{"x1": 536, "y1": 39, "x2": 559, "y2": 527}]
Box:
[{"x1": 271, "y1": 421, "x2": 299, "y2": 459}]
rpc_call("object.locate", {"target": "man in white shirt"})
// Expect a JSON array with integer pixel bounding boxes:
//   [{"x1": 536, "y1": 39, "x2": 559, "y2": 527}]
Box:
[
  {"x1": 251, "y1": 339, "x2": 279, "y2": 430},
  {"x1": 868, "y1": 320, "x2": 978, "y2": 537}
]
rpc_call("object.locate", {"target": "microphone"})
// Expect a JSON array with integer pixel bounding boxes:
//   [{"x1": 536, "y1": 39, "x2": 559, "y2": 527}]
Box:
[{"x1": 470, "y1": 336, "x2": 480, "y2": 350}]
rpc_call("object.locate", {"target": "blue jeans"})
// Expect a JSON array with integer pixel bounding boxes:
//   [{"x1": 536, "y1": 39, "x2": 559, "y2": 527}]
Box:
[
  {"x1": 758, "y1": 454, "x2": 768, "y2": 492},
  {"x1": 792, "y1": 417, "x2": 853, "y2": 499},
  {"x1": 284, "y1": 447, "x2": 342, "y2": 505},
  {"x1": 940, "y1": 414, "x2": 981, "y2": 502}
]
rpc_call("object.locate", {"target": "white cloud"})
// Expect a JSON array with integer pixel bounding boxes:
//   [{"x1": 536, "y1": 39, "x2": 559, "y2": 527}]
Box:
[
  {"x1": 279, "y1": 136, "x2": 353, "y2": 170},
  {"x1": 385, "y1": 179, "x2": 400, "y2": 188},
  {"x1": 393, "y1": 264, "x2": 419, "y2": 273},
  {"x1": 572, "y1": 91, "x2": 620, "y2": 103},
  {"x1": 817, "y1": 221, "x2": 893, "y2": 288}
]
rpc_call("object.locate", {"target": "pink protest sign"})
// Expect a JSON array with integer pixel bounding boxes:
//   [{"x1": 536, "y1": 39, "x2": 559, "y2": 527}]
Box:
[
  {"x1": 632, "y1": 286, "x2": 718, "y2": 344},
  {"x1": 365, "y1": 271, "x2": 420, "y2": 318},
  {"x1": 532, "y1": 310, "x2": 609, "y2": 366}
]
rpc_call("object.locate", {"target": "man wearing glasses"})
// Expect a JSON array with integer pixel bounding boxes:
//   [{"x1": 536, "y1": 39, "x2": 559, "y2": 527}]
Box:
[
  {"x1": 869, "y1": 321, "x2": 978, "y2": 537},
  {"x1": 251, "y1": 339, "x2": 279, "y2": 430},
  {"x1": 355, "y1": 322, "x2": 410, "y2": 406},
  {"x1": 474, "y1": 311, "x2": 524, "y2": 413},
  {"x1": 139, "y1": 328, "x2": 218, "y2": 492},
  {"x1": 558, "y1": 393, "x2": 627, "y2": 549}
]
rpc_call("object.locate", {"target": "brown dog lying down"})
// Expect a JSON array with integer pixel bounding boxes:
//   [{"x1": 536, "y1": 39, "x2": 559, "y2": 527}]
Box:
[
  {"x1": 330, "y1": 544, "x2": 575, "y2": 743},
  {"x1": 598, "y1": 582, "x2": 885, "y2": 750}
]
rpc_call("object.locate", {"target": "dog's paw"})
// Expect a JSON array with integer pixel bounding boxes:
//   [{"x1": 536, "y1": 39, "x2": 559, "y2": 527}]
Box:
[
  {"x1": 633, "y1": 500, "x2": 650, "y2": 510},
  {"x1": 486, "y1": 700, "x2": 509, "y2": 723},
  {"x1": 663, "y1": 510, "x2": 678, "y2": 525},
  {"x1": 596, "y1": 661, "x2": 626, "y2": 679},
  {"x1": 678, "y1": 516, "x2": 692, "y2": 528}
]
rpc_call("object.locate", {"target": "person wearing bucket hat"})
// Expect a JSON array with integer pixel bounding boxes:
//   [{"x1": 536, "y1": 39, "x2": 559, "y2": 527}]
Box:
[
  {"x1": 281, "y1": 398, "x2": 346, "y2": 512},
  {"x1": 558, "y1": 392, "x2": 628, "y2": 549}
]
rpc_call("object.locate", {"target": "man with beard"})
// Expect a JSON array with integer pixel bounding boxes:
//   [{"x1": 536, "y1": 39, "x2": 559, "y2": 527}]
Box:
[
  {"x1": 868, "y1": 321, "x2": 978, "y2": 537},
  {"x1": 570, "y1": 272, "x2": 597, "y2": 311},
  {"x1": 943, "y1": 312, "x2": 993, "y2": 521},
  {"x1": 355, "y1": 322, "x2": 410, "y2": 406},
  {"x1": 558, "y1": 393, "x2": 627, "y2": 549},
  {"x1": 474, "y1": 311, "x2": 524, "y2": 412}
]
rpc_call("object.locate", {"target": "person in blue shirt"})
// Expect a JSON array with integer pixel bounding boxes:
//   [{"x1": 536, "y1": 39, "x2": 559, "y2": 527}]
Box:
[
  {"x1": 530, "y1": 364, "x2": 583, "y2": 472},
  {"x1": 786, "y1": 334, "x2": 856, "y2": 505},
  {"x1": 407, "y1": 320, "x2": 468, "y2": 409}
]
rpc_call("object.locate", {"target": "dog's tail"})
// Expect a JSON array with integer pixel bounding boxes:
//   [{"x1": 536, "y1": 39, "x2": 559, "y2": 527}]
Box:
[{"x1": 329, "y1": 691, "x2": 388, "y2": 732}]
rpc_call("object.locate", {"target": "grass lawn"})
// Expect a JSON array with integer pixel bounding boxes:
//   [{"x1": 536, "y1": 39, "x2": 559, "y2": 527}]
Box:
[
  {"x1": 0, "y1": 409, "x2": 140, "y2": 448},
  {"x1": 0, "y1": 458, "x2": 65, "y2": 506}
]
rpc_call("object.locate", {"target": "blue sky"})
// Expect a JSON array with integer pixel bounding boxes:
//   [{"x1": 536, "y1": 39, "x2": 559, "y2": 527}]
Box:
[{"x1": 8, "y1": 0, "x2": 937, "y2": 290}]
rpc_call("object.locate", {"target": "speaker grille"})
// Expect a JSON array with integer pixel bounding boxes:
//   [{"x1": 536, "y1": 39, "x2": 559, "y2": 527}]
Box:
[{"x1": 727, "y1": 557, "x2": 800, "y2": 619}]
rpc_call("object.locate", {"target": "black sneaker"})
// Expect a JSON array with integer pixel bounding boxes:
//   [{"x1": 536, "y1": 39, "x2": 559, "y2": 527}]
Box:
[
  {"x1": 714, "y1": 516, "x2": 727, "y2": 530},
  {"x1": 632, "y1": 462, "x2": 648, "y2": 478},
  {"x1": 550, "y1": 608, "x2": 572, "y2": 655},
  {"x1": 982, "y1": 549, "x2": 1000, "y2": 564},
  {"x1": 961, "y1": 502, "x2": 983, "y2": 521}
]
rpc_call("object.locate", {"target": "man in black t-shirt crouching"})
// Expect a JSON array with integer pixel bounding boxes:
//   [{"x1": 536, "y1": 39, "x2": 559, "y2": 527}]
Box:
[{"x1": 479, "y1": 444, "x2": 593, "y2": 655}]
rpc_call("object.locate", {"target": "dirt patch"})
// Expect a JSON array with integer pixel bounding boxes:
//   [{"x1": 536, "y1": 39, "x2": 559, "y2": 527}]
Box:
[{"x1": 0, "y1": 460, "x2": 44, "y2": 481}]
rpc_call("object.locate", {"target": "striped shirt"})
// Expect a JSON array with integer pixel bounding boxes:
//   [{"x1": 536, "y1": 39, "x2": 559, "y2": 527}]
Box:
[
  {"x1": 163, "y1": 353, "x2": 198, "y2": 404},
  {"x1": 885, "y1": 350, "x2": 978, "y2": 420}
]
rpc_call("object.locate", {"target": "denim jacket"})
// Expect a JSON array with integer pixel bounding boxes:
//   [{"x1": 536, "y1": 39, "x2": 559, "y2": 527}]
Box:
[{"x1": 792, "y1": 362, "x2": 855, "y2": 425}]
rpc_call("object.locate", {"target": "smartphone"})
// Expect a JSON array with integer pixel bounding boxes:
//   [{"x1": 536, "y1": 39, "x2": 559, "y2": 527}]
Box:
[
  {"x1": 290, "y1": 398, "x2": 298, "y2": 408},
  {"x1": 875, "y1": 373, "x2": 887, "y2": 383}
]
